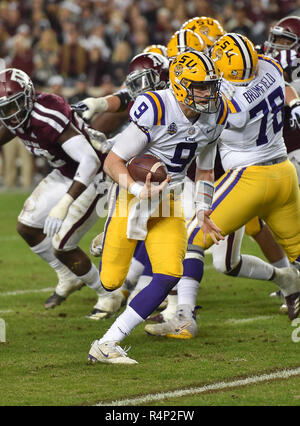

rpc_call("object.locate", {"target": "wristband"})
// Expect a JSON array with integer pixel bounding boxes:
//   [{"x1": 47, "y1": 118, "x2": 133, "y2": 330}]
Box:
[
  {"x1": 194, "y1": 180, "x2": 215, "y2": 212},
  {"x1": 128, "y1": 182, "x2": 143, "y2": 199}
]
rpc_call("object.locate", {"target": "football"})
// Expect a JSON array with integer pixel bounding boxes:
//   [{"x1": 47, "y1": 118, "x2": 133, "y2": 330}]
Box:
[{"x1": 127, "y1": 154, "x2": 168, "y2": 184}]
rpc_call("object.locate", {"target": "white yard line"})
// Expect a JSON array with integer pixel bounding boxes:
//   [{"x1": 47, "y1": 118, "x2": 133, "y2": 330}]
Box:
[
  {"x1": 0, "y1": 287, "x2": 54, "y2": 297},
  {"x1": 95, "y1": 367, "x2": 300, "y2": 406},
  {"x1": 0, "y1": 309, "x2": 13, "y2": 314},
  {"x1": 226, "y1": 315, "x2": 276, "y2": 324}
]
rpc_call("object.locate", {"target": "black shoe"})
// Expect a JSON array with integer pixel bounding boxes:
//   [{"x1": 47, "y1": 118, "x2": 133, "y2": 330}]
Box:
[{"x1": 44, "y1": 292, "x2": 66, "y2": 309}]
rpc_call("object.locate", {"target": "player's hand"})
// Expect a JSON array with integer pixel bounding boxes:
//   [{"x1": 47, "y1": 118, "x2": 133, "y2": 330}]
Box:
[
  {"x1": 85, "y1": 127, "x2": 112, "y2": 153},
  {"x1": 82, "y1": 97, "x2": 108, "y2": 120},
  {"x1": 43, "y1": 216, "x2": 63, "y2": 238},
  {"x1": 196, "y1": 209, "x2": 224, "y2": 246},
  {"x1": 90, "y1": 232, "x2": 104, "y2": 257},
  {"x1": 139, "y1": 173, "x2": 171, "y2": 200},
  {"x1": 43, "y1": 194, "x2": 74, "y2": 238},
  {"x1": 290, "y1": 101, "x2": 300, "y2": 130}
]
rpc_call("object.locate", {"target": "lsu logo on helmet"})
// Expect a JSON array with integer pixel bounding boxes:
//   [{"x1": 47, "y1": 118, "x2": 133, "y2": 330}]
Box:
[{"x1": 211, "y1": 33, "x2": 258, "y2": 84}]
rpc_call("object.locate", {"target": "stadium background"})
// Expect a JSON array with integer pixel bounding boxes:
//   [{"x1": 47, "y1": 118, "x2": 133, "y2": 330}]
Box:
[{"x1": 0, "y1": 0, "x2": 299, "y2": 189}]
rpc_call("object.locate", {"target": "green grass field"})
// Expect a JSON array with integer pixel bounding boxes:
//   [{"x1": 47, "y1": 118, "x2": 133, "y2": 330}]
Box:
[{"x1": 0, "y1": 192, "x2": 300, "y2": 406}]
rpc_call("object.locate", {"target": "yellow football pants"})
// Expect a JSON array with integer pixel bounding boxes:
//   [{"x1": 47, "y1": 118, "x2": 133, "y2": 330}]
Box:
[
  {"x1": 188, "y1": 160, "x2": 300, "y2": 262},
  {"x1": 100, "y1": 184, "x2": 187, "y2": 290}
]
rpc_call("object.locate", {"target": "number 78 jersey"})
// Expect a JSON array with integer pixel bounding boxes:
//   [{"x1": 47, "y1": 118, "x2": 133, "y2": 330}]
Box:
[
  {"x1": 219, "y1": 55, "x2": 287, "y2": 171},
  {"x1": 129, "y1": 88, "x2": 228, "y2": 184}
]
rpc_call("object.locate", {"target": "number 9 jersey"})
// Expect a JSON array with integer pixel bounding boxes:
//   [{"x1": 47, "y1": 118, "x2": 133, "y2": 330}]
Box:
[
  {"x1": 219, "y1": 55, "x2": 287, "y2": 171},
  {"x1": 124, "y1": 88, "x2": 228, "y2": 184}
]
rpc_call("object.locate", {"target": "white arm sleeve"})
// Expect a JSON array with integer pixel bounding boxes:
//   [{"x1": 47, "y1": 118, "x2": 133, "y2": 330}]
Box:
[
  {"x1": 62, "y1": 134, "x2": 100, "y2": 186},
  {"x1": 111, "y1": 121, "x2": 148, "y2": 161},
  {"x1": 196, "y1": 141, "x2": 217, "y2": 170}
]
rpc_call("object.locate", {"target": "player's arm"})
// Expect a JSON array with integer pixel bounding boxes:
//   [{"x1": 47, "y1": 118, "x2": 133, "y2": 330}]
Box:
[
  {"x1": 194, "y1": 146, "x2": 224, "y2": 245},
  {"x1": 0, "y1": 125, "x2": 15, "y2": 146},
  {"x1": 285, "y1": 83, "x2": 300, "y2": 129},
  {"x1": 78, "y1": 90, "x2": 131, "y2": 121},
  {"x1": 104, "y1": 122, "x2": 169, "y2": 200},
  {"x1": 43, "y1": 124, "x2": 100, "y2": 237}
]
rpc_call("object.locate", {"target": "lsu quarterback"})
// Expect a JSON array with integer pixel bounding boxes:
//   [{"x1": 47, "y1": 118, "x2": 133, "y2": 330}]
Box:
[
  {"x1": 87, "y1": 51, "x2": 228, "y2": 364},
  {"x1": 146, "y1": 33, "x2": 300, "y2": 340}
]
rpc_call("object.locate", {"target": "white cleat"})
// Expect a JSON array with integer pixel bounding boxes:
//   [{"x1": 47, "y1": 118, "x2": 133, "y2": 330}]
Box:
[
  {"x1": 88, "y1": 341, "x2": 138, "y2": 364},
  {"x1": 44, "y1": 278, "x2": 84, "y2": 309},
  {"x1": 87, "y1": 288, "x2": 127, "y2": 320},
  {"x1": 145, "y1": 305, "x2": 198, "y2": 339}
]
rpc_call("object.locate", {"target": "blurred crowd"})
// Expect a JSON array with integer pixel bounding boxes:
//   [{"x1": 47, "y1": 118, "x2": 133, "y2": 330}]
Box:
[{"x1": 0, "y1": 0, "x2": 300, "y2": 190}]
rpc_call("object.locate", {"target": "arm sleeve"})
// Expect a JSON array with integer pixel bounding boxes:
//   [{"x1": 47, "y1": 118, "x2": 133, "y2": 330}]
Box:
[
  {"x1": 196, "y1": 141, "x2": 217, "y2": 170},
  {"x1": 111, "y1": 121, "x2": 149, "y2": 161},
  {"x1": 62, "y1": 135, "x2": 100, "y2": 186}
]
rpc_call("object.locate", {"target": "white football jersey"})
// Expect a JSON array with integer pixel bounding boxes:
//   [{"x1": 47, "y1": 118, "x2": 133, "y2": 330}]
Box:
[
  {"x1": 126, "y1": 88, "x2": 228, "y2": 184},
  {"x1": 218, "y1": 55, "x2": 287, "y2": 171}
]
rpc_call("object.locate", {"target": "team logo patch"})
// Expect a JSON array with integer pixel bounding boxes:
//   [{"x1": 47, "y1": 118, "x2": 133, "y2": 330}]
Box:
[
  {"x1": 168, "y1": 122, "x2": 177, "y2": 135},
  {"x1": 174, "y1": 64, "x2": 183, "y2": 77}
]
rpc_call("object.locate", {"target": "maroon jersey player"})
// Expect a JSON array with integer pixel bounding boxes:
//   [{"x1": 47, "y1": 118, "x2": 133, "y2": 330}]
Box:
[{"x1": 0, "y1": 68, "x2": 109, "y2": 309}]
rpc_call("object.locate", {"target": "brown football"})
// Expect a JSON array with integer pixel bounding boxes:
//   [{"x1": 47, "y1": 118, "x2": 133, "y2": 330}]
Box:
[{"x1": 127, "y1": 154, "x2": 168, "y2": 183}]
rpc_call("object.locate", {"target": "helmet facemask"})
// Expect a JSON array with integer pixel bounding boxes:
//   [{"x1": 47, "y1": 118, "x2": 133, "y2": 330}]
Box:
[
  {"x1": 180, "y1": 79, "x2": 221, "y2": 113},
  {"x1": 126, "y1": 68, "x2": 166, "y2": 100},
  {"x1": 265, "y1": 27, "x2": 299, "y2": 58},
  {"x1": 0, "y1": 91, "x2": 31, "y2": 130}
]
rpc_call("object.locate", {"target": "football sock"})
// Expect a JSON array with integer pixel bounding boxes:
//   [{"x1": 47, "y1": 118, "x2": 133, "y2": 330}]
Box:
[
  {"x1": 31, "y1": 237, "x2": 77, "y2": 282},
  {"x1": 237, "y1": 255, "x2": 274, "y2": 280},
  {"x1": 160, "y1": 292, "x2": 178, "y2": 320},
  {"x1": 271, "y1": 256, "x2": 290, "y2": 268},
  {"x1": 129, "y1": 273, "x2": 179, "y2": 319},
  {"x1": 98, "y1": 306, "x2": 143, "y2": 344},
  {"x1": 177, "y1": 277, "x2": 199, "y2": 308},
  {"x1": 78, "y1": 263, "x2": 103, "y2": 293}
]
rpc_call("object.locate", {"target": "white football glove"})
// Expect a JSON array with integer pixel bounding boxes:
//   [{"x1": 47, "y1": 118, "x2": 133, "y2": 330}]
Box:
[
  {"x1": 43, "y1": 194, "x2": 74, "y2": 238},
  {"x1": 82, "y1": 97, "x2": 108, "y2": 120},
  {"x1": 289, "y1": 100, "x2": 300, "y2": 130},
  {"x1": 85, "y1": 127, "x2": 113, "y2": 153},
  {"x1": 220, "y1": 79, "x2": 235, "y2": 100},
  {"x1": 90, "y1": 232, "x2": 104, "y2": 257}
]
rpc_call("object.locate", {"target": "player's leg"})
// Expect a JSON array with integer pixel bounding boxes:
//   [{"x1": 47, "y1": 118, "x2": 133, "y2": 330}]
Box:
[
  {"x1": 88, "y1": 198, "x2": 187, "y2": 363},
  {"x1": 16, "y1": 170, "x2": 83, "y2": 306},
  {"x1": 261, "y1": 161, "x2": 300, "y2": 319}
]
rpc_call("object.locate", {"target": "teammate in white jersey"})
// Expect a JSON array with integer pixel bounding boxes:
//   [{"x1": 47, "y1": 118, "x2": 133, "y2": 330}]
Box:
[
  {"x1": 145, "y1": 33, "x2": 300, "y2": 340},
  {"x1": 87, "y1": 51, "x2": 228, "y2": 364}
]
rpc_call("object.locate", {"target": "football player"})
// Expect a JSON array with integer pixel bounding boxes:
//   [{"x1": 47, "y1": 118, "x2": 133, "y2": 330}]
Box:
[
  {"x1": 87, "y1": 51, "x2": 228, "y2": 364},
  {"x1": 181, "y1": 16, "x2": 225, "y2": 51},
  {"x1": 145, "y1": 33, "x2": 300, "y2": 340},
  {"x1": 0, "y1": 68, "x2": 113, "y2": 309},
  {"x1": 167, "y1": 28, "x2": 207, "y2": 60}
]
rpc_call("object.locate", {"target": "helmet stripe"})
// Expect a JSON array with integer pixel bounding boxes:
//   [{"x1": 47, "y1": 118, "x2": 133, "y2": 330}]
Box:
[
  {"x1": 190, "y1": 51, "x2": 215, "y2": 74},
  {"x1": 177, "y1": 30, "x2": 186, "y2": 53},
  {"x1": 227, "y1": 33, "x2": 253, "y2": 80}
]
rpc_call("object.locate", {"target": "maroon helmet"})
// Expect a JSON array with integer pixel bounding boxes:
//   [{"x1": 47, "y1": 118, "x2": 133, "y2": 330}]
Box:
[
  {"x1": 125, "y1": 52, "x2": 169, "y2": 100},
  {"x1": 0, "y1": 68, "x2": 35, "y2": 131},
  {"x1": 265, "y1": 16, "x2": 300, "y2": 55}
]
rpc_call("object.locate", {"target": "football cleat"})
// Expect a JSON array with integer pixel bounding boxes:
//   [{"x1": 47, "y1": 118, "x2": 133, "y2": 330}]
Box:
[
  {"x1": 285, "y1": 292, "x2": 300, "y2": 320},
  {"x1": 88, "y1": 340, "x2": 138, "y2": 364},
  {"x1": 272, "y1": 267, "x2": 300, "y2": 319},
  {"x1": 87, "y1": 288, "x2": 127, "y2": 320},
  {"x1": 145, "y1": 304, "x2": 198, "y2": 339},
  {"x1": 44, "y1": 278, "x2": 84, "y2": 309},
  {"x1": 269, "y1": 290, "x2": 287, "y2": 315}
]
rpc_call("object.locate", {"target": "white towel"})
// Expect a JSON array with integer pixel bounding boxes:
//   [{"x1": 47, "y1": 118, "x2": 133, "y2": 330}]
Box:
[{"x1": 126, "y1": 183, "x2": 183, "y2": 240}]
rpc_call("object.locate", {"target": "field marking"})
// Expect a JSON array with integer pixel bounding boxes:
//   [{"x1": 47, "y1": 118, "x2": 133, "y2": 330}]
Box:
[
  {"x1": 95, "y1": 366, "x2": 300, "y2": 406},
  {"x1": 0, "y1": 309, "x2": 13, "y2": 314},
  {"x1": 0, "y1": 287, "x2": 54, "y2": 297},
  {"x1": 226, "y1": 315, "x2": 275, "y2": 325}
]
